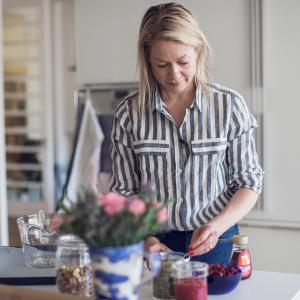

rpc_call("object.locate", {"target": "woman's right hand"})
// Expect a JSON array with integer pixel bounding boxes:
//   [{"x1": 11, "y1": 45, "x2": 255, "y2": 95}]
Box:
[{"x1": 144, "y1": 236, "x2": 172, "y2": 253}]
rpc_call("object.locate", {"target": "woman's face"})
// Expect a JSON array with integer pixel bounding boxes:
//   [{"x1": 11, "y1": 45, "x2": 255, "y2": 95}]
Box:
[{"x1": 149, "y1": 40, "x2": 197, "y2": 95}]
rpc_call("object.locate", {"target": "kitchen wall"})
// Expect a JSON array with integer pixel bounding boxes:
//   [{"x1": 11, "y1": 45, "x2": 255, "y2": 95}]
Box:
[
  {"x1": 73, "y1": 0, "x2": 300, "y2": 273},
  {"x1": 240, "y1": 225, "x2": 300, "y2": 274},
  {"x1": 75, "y1": 0, "x2": 253, "y2": 103},
  {"x1": 1, "y1": 0, "x2": 299, "y2": 271},
  {"x1": 0, "y1": 0, "x2": 278, "y2": 273},
  {"x1": 243, "y1": 0, "x2": 300, "y2": 274}
]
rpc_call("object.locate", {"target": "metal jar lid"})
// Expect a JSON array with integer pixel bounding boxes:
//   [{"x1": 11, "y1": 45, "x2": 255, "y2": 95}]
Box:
[{"x1": 232, "y1": 234, "x2": 248, "y2": 245}]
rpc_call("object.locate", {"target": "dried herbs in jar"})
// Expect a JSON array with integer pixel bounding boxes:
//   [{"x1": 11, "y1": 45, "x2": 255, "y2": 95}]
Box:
[{"x1": 152, "y1": 252, "x2": 186, "y2": 299}]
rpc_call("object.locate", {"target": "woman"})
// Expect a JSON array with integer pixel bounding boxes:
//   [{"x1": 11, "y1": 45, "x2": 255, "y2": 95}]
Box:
[{"x1": 109, "y1": 3, "x2": 263, "y2": 264}]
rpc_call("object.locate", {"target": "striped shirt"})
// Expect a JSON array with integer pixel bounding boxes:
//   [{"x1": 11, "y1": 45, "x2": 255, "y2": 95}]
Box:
[{"x1": 109, "y1": 83, "x2": 263, "y2": 231}]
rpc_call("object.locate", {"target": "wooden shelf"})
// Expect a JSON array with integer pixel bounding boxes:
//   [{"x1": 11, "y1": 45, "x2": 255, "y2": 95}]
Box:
[
  {"x1": 7, "y1": 180, "x2": 43, "y2": 189},
  {"x1": 6, "y1": 163, "x2": 42, "y2": 171},
  {"x1": 6, "y1": 145, "x2": 42, "y2": 153}
]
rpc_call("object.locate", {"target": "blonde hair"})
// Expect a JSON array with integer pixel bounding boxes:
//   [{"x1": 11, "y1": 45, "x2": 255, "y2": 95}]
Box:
[{"x1": 137, "y1": 2, "x2": 211, "y2": 113}]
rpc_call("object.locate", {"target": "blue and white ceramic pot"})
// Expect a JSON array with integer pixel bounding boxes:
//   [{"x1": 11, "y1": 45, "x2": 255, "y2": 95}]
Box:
[{"x1": 90, "y1": 242, "x2": 156, "y2": 300}]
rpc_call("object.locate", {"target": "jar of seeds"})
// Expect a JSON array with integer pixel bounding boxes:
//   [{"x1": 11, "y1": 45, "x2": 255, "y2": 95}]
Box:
[
  {"x1": 56, "y1": 234, "x2": 93, "y2": 297},
  {"x1": 152, "y1": 252, "x2": 188, "y2": 299}
]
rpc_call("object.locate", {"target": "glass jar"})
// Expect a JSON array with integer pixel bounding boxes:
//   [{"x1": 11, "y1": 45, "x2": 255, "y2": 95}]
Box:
[
  {"x1": 230, "y1": 234, "x2": 252, "y2": 280},
  {"x1": 172, "y1": 261, "x2": 208, "y2": 300},
  {"x1": 152, "y1": 252, "x2": 188, "y2": 299},
  {"x1": 56, "y1": 234, "x2": 94, "y2": 297}
]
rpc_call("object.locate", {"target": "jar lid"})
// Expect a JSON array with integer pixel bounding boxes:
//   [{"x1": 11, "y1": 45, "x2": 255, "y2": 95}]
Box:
[
  {"x1": 57, "y1": 234, "x2": 87, "y2": 248},
  {"x1": 172, "y1": 261, "x2": 208, "y2": 278},
  {"x1": 155, "y1": 251, "x2": 186, "y2": 261},
  {"x1": 232, "y1": 234, "x2": 248, "y2": 245}
]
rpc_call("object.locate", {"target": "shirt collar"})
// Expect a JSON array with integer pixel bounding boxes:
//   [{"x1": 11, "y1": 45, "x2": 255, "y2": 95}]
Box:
[
  {"x1": 152, "y1": 86, "x2": 203, "y2": 112},
  {"x1": 194, "y1": 87, "x2": 203, "y2": 112},
  {"x1": 153, "y1": 88, "x2": 164, "y2": 112}
]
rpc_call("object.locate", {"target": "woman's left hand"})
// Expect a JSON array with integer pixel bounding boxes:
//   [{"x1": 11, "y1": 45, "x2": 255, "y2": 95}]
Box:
[{"x1": 188, "y1": 223, "x2": 221, "y2": 256}]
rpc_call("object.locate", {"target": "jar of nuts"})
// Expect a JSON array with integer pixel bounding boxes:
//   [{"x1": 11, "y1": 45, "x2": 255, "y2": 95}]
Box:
[{"x1": 56, "y1": 234, "x2": 93, "y2": 297}]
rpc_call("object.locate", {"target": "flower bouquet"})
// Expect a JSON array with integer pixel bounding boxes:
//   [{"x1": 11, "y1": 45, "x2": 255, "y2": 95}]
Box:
[
  {"x1": 54, "y1": 187, "x2": 168, "y2": 247},
  {"x1": 53, "y1": 187, "x2": 168, "y2": 300}
]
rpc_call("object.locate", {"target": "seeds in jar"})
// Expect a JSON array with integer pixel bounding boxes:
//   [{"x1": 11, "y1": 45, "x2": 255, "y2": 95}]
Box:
[{"x1": 56, "y1": 265, "x2": 94, "y2": 297}]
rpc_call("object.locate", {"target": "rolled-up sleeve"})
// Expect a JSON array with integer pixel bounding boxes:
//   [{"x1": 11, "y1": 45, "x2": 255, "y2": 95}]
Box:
[
  {"x1": 227, "y1": 94, "x2": 264, "y2": 194},
  {"x1": 109, "y1": 100, "x2": 140, "y2": 196}
]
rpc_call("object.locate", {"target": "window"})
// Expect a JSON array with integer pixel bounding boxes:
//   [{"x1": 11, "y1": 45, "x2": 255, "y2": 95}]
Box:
[{"x1": 3, "y1": 0, "x2": 54, "y2": 214}]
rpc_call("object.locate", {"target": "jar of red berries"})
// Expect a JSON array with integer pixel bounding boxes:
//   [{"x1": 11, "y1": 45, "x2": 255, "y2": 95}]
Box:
[{"x1": 172, "y1": 261, "x2": 208, "y2": 300}]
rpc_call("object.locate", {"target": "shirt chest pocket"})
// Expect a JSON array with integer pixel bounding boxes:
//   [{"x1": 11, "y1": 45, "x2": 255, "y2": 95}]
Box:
[
  {"x1": 133, "y1": 140, "x2": 169, "y2": 181},
  {"x1": 191, "y1": 139, "x2": 227, "y2": 155},
  {"x1": 191, "y1": 139, "x2": 228, "y2": 174}
]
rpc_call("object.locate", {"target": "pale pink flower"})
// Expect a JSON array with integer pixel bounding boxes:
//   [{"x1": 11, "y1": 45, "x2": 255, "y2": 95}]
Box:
[
  {"x1": 99, "y1": 192, "x2": 127, "y2": 216},
  {"x1": 156, "y1": 207, "x2": 168, "y2": 223},
  {"x1": 104, "y1": 205, "x2": 122, "y2": 216},
  {"x1": 128, "y1": 198, "x2": 146, "y2": 215}
]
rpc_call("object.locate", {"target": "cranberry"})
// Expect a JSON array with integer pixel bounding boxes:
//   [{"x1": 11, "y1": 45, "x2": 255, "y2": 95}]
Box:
[{"x1": 208, "y1": 264, "x2": 239, "y2": 277}]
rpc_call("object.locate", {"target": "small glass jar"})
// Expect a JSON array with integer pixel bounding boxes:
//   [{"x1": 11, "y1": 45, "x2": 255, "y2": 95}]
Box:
[
  {"x1": 152, "y1": 252, "x2": 187, "y2": 299},
  {"x1": 56, "y1": 234, "x2": 94, "y2": 297},
  {"x1": 172, "y1": 261, "x2": 208, "y2": 300}
]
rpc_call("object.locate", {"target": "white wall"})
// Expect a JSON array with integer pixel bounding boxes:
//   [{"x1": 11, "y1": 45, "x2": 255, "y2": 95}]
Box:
[
  {"x1": 261, "y1": 0, "x2": 300, "y2": 223},
  {"x1": 240, "y1": 0, "x2": 300, "y2": 274},
  {"x1": 240, "y1": 225, "x2": 300, "y2": 274},
  {"x1": 75, "y1": 0, "x2": 252, "y2": 102}
]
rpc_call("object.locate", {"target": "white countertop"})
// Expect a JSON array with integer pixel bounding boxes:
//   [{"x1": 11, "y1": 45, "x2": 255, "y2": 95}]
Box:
[
  {"x1": 139, "y1": 270, "x2": 300, "y2": 300},
  {"x1": 1, "y1": 248, "x2": 300, "y2": 299},
  {"x1": 27, "y1": 270, "x2": 300, "y2": 300}
]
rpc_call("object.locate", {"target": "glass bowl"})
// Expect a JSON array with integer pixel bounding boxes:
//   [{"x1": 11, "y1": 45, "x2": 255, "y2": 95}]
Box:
[{"x1": 16, "y1": 211, "x2": 59, "y2": 268}]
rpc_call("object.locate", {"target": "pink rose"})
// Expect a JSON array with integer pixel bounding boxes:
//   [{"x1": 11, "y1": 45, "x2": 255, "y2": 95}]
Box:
[
  {"x1": 156, "y1": 207, "x2": 168, "y2": 223},
  {"x1": 128, "y1": 198, "x2": 146, "y2": 215},
  {"x1": 98, "y1": 192, "x2": 127, "y2": 216}
]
